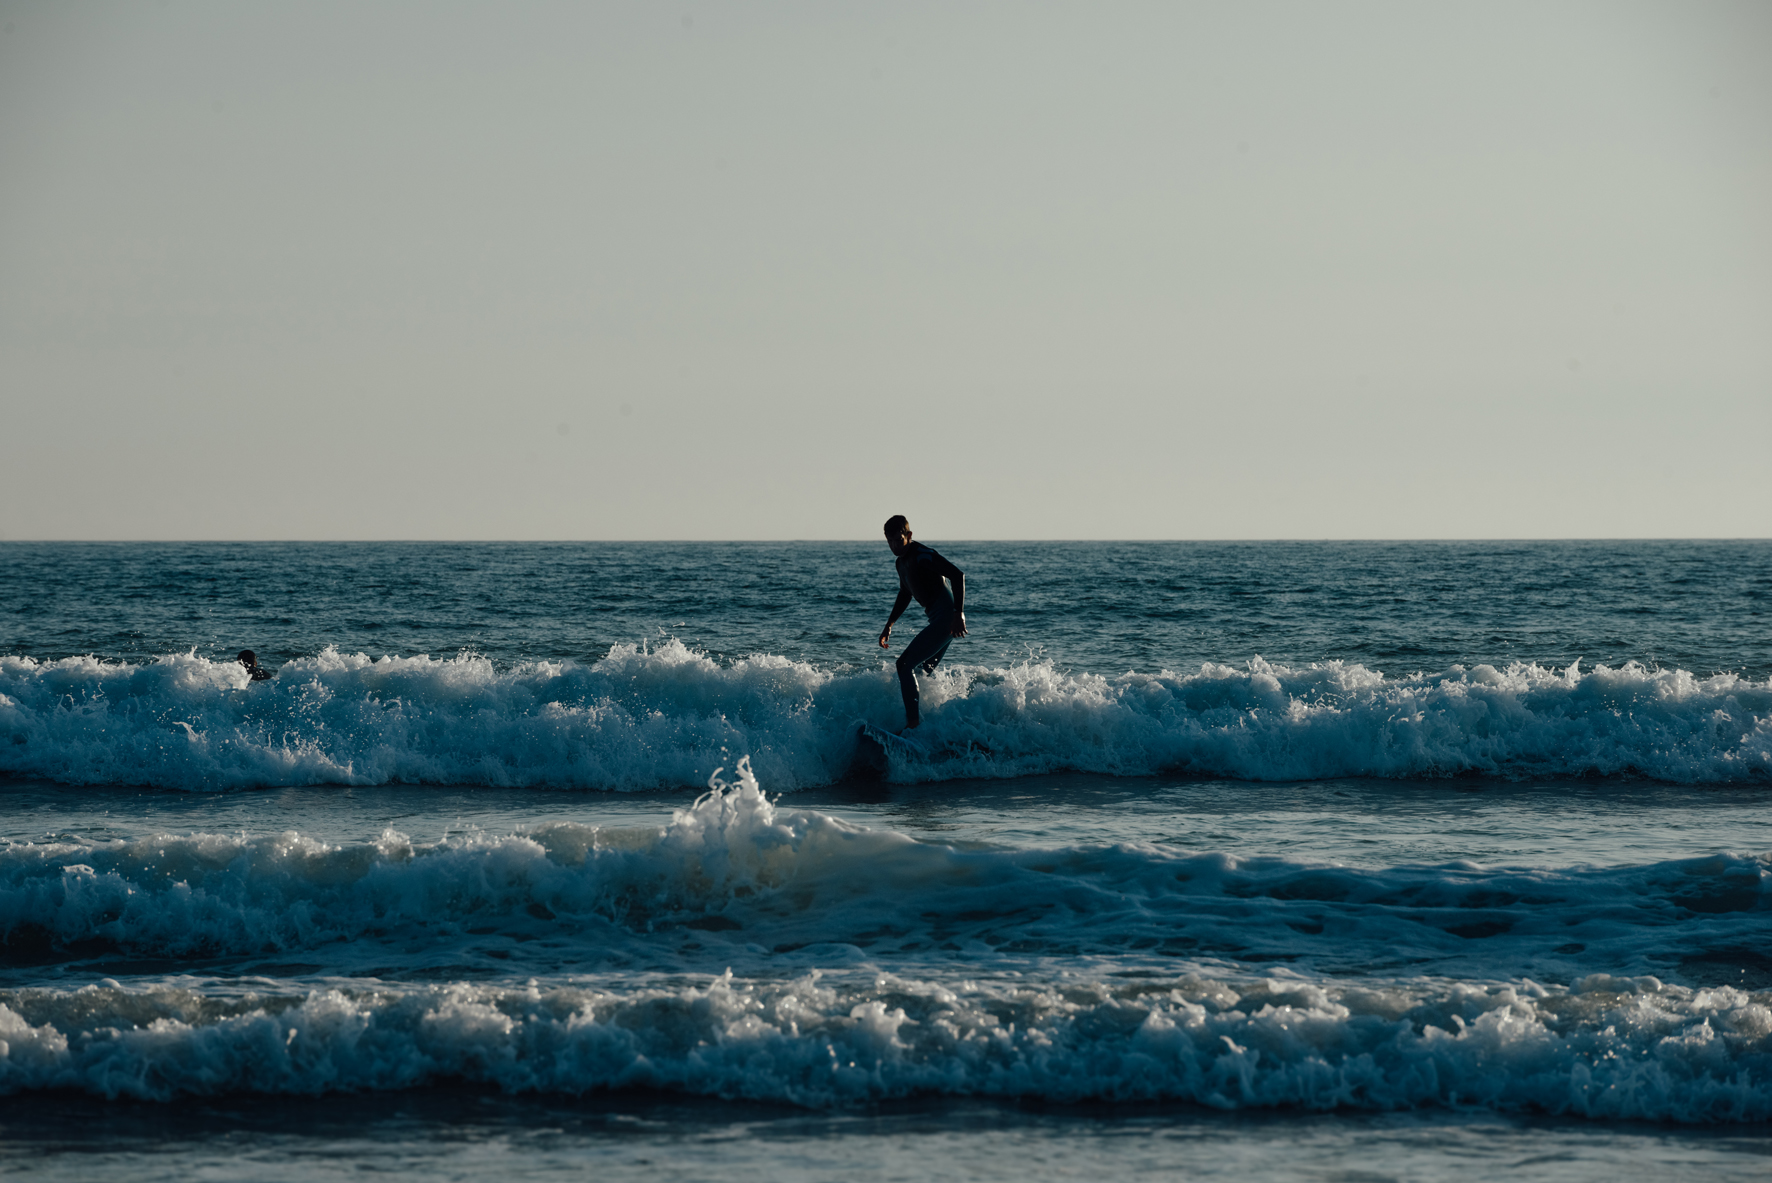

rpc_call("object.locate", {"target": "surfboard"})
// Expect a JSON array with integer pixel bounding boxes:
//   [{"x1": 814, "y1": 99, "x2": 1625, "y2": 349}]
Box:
[{"x1": 856, "y1": 720, "x2": 928, "y2": 760}]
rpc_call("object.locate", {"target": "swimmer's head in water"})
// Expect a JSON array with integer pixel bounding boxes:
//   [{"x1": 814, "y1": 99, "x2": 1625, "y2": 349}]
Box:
[
  {"x1": 883, "y1": 515, "x2": 911, "y2": 555},
  {"x1": 237, "y1": 650, "x2": 258, "y2": 668}
]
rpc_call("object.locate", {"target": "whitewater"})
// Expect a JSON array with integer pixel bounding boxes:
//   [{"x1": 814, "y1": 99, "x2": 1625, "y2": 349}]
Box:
[{"x1": 4, "y1": 644, "x2": 1768, "y2": 791}]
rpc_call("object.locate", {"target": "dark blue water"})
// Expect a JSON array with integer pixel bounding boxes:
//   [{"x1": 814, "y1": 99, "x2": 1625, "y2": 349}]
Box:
[{"x1": 5, "y1": 540, "x2": 1767, "y2": 676}]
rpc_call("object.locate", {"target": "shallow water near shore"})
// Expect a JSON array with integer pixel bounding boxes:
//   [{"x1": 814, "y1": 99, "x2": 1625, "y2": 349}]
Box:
[{"x1": 5, "y1": 1089, "x2": 1771, "y2": 1183}]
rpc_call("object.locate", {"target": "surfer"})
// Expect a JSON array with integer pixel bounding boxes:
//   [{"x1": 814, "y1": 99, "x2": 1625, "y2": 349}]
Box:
[
  {"x1": 237, "y1": 650, "x2": 274, "y2": 681},
  {"x1": 877, "y1": 515, "x2": 966, "y2": 730}
]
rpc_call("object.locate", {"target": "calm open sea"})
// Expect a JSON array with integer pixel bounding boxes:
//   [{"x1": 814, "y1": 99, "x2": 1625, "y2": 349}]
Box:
[{"x1": 2, "y1": 540, "x2": 1769, "y2": 1180}]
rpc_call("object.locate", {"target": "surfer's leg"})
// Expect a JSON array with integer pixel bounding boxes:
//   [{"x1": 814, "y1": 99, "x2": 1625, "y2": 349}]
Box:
[
  {"x1": 895, "y1": 659, "x2": 920, "y2": 728},
  {"x1": 895, "y1": 616, "x2": 951, "y2": 728}
]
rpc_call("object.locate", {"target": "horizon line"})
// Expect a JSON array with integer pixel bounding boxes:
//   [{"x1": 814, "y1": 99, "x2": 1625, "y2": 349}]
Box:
[{"x1": 1, "y1": 537, "x2": 1767, "y2": 545}]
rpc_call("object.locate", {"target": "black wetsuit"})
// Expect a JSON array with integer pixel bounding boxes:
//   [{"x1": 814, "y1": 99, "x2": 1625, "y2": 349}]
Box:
[{"x1": 887, "y1": 542, "x2": 965, "y2": 727}]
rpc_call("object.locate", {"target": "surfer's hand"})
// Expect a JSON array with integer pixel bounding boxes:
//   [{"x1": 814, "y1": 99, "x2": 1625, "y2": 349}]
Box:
[
  {"x1": 950, "y1": 613, "x2": 968, "y2": 637},
  {"x1": 878, "y1": 625, "x2": 891, "y2": 648}
]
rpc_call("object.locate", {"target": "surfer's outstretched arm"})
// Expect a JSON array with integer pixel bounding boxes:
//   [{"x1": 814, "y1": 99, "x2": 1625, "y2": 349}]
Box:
[{"x1": 880, "y1": 586, "x2": 913, "y2": 648}]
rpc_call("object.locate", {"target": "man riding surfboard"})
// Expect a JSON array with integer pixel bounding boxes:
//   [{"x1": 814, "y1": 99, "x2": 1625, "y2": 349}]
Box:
[{"x1": 878, "y1": 515, "x2": 967, "y2": 731}]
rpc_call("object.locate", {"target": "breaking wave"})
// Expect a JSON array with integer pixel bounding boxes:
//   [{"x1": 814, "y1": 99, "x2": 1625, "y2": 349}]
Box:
[
  {"x1": 2, "y1": 970, "x2": 1769, "y2": 1121},
  {"x1": 1, "y1": 642, "x2": 1769, "y2": 790},
  {"x1": 3, "y1": 760, "x2": 1766, "y2": 982}
]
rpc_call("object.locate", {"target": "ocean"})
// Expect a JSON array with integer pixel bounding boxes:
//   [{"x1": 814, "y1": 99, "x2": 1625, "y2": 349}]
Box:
[{"x1": 2, "y1": 540, "x2": 1769, "y2": 1180}]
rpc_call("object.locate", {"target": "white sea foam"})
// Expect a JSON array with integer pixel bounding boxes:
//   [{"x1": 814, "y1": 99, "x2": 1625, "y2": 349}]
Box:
[
  {"x1": 1, "y1": 644, "x2": 1769, "y2": 790},
  {"x1": 1, "y1": 969, "x2": 1768, "y2": 1121}
]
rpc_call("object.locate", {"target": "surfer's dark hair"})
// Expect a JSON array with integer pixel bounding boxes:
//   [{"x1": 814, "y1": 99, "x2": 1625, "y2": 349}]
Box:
[
  {"x1": 883, "y1": 515, "x2": 909, "y2": 539},
  {"x1": 237, "y1": 650, "x2": 257, "y2": 667}
]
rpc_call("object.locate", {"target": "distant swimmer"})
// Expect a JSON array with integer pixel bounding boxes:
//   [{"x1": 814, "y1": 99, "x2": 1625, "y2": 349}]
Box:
[
  {"x1": 237, "y1": 650, "x2": 275, "y2": 681},
  {"x1": 877, "y1": 515, "x2": 967, "y2": 730}
]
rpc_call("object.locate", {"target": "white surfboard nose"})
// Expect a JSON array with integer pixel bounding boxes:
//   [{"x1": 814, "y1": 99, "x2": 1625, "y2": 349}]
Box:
[{"x1": 857, "y1": 720, "x2": 928, "y2": 759}]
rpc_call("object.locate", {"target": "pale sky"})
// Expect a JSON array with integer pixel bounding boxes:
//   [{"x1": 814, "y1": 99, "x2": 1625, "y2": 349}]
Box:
[{"x1": 1, "y1": 1, "x2": 1768, "y2": 540}]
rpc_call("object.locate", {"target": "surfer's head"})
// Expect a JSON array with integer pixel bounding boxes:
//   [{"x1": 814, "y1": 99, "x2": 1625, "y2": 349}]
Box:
[
  {"x1": 883, "y1": 515, "x2": 911, "y2": 555},
  {"x1": 237, "y1": 650, "x2": 258, "y2": 671}
]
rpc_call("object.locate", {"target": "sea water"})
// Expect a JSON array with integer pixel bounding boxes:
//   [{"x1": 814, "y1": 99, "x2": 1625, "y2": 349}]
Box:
[{"x1": 1, "y1": 541, "x2": 1768, "y2": 1180}]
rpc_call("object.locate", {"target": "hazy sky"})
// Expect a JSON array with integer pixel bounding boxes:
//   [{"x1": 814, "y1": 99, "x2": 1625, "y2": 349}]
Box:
[{"x1": 1, "y1": 1, "x2": 1767, "y2": 540}]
